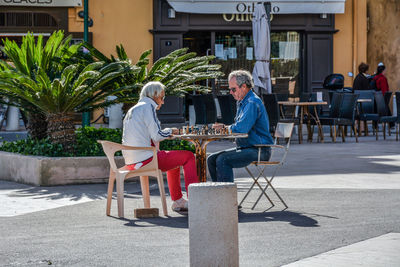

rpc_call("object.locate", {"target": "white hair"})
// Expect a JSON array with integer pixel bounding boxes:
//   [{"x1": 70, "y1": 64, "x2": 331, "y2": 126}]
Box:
[{"x1": 140, "y1": 81, "x2": 165, "y2": 100}]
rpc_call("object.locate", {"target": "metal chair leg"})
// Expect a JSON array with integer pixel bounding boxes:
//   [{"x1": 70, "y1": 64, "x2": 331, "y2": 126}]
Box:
[
  {"x1": 257, "y1": 178, "x2": 288, "y2": 209},
  {"x1": 341, "y1": 126, "x2": 346, "y2": 142},
  {"x1": 383, "y1": 123, "x2": 386, "y2": 140},
  {"x1": 239, "y1": 166, "x2": 274, "y2": 208},
  {"x1": 353, "y1": 124, "x2": 358, "y2": 143},
  {"x1": 252, "y1": 164, "x2": 288, "y2": 209}
]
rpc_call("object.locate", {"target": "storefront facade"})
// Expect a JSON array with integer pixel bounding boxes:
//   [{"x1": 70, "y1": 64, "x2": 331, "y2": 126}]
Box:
[
  {"x1": 152, "y1": 0, "x2": 357, "y2": 98},
  {"x1": 2, "y1": 0, "x2": 374, "y2": 125},
  {"x1": 0, "y1": 0, "x2": 87, "y2": 54}
]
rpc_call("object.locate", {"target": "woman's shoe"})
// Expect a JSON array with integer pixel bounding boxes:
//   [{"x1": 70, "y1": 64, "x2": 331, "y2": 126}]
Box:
[{"x1": 171, "y1": 197, "x2": 188, "y2": 212}]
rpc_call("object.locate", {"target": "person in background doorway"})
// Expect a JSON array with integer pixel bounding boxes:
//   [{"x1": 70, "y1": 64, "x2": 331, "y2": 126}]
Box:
[
  {"x1": 122, "y1": 81, "x2": 199, "y2": 212},
  {"x1": 353, "y1": 62, "x2": 371, "y2": 91},
  {"x1": 373, "y1": 62, "x2": 389, "y2": 95}
]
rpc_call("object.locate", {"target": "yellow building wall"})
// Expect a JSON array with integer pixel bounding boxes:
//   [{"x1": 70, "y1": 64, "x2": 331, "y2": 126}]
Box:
[
  {"x1": 334, "y1": 0, "x2": 367, "y2": 87},
  {"x1": 367, "y1": 0, "x2": 400, "y2": 92},
  {"x1": 68, "y1": 0, "x2": 153, "y2": 124}
]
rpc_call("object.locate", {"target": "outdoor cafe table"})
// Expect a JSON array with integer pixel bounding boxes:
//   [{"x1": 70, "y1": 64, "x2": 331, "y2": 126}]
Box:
[
  {"x1": 278, "y1": 101, "x2": 328, "y2": 144},
  {"x1": 172, "y1": 133, "x2": 248, "y2": 182}
]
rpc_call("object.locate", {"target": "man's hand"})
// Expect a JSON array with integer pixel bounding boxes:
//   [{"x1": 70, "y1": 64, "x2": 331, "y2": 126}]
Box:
[{"x1": 212, "y1": 123, "x2": 225, "y2": 130}]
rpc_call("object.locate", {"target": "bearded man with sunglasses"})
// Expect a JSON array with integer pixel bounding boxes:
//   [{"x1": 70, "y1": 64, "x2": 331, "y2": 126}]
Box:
[{"x1": 207, "y1": 70, "x2": 273, "y2": 183}]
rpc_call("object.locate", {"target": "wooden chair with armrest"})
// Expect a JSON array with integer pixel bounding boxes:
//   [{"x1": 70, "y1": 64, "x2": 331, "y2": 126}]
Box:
[{"x1": 98, "y1": 140, "x2": 168, "y2": 218}]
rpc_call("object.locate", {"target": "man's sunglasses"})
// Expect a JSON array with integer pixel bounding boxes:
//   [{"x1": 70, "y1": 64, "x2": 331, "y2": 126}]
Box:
[{"x1": 229, "y1": 87, "x2": 237, "y2": 93}]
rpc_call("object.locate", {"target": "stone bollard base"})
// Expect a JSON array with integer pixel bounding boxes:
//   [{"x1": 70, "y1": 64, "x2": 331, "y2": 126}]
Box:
[{"x1": 189, "y1": 182, "x2": 239, "y2": 267}]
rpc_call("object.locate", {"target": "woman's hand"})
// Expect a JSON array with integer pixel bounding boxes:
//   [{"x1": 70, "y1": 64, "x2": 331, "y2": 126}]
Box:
[{"x1": 171, "y1": 128, "x2": 180, "y2": 135}]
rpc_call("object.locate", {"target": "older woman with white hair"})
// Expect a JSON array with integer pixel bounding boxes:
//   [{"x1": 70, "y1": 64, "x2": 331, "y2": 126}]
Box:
[{"x1": 122, "y1": 81, "x2": 198, "y2": 212}]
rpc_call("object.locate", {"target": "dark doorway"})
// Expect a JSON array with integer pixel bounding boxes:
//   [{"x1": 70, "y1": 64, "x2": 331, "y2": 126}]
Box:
[{"x1": 183, "y1": 31, "x2": 211, "y2": 57}]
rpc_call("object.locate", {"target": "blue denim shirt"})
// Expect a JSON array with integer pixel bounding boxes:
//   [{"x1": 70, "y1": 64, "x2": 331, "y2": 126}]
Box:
[{"x1": 229, "y1": 90, "x2": 274, "y2": 148}]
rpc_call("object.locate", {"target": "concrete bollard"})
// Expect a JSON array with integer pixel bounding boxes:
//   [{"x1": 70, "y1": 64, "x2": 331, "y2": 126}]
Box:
[{"x1": 188, "y1": 182, "x2": 239, "y2": 267}]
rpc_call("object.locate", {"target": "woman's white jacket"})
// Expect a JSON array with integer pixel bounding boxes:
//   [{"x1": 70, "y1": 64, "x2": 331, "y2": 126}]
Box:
[{"x1": 122, "y1": 97, "x2": 172, "y2": 165}]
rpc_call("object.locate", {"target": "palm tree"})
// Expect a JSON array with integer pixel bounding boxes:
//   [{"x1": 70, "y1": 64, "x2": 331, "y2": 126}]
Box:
[
  {"x1": 0, "y1": 61, "x2": 138, "y2": 152},
  {"x1": 0, "y1": 31, "x2": 89, "y2": 139},
  {"x1": 83, "y1": 44, "x2": 223, "y2": 105}
]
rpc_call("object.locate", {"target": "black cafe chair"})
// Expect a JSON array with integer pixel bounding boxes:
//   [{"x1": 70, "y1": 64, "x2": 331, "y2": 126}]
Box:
[
  {"x1": 395, "y1": 92, "x2": 400, "y2": 141},
  {"x1": 384, "y1": 91, "x2": 393, "y2": 116},
  {"x1": 372, "y1": 92, "x2": 389, "y2": 140},
  {"x1": 192, "y1": 94, "x2": 217, "y2": 125},
  {"x1": 379, "y1": 92, "x2": 397, "y2": 140},
  {"x1": 311, "y1": 92, "x2": 343, "y2": 142},
  {"x1": 263, "y1": 93, "x2": 300, "y2": 139},
  {"x1": 216, "y1": 94, "x2": 237, "y2": 125},
  {"x1": 336, "y1": 93, "x2": 359, "y2": 142},
  {"x1": 262, "y1": 93, "x2": 280, "y2": 132},
  {"x1": 355, "y1": 90, "x2": 376, "y2": 137}
]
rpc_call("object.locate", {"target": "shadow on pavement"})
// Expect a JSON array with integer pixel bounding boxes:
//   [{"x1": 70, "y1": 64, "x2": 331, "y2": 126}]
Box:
[
  {"x1": 238, "y1": 210, "x2": 322, "y2": 227},
  {"x1": 114, "y1": 215, "x2": 189, "y2": 229},
  {"x1": 0, "y1": 180, "x2": 145, "y2": 201},
  {"x1": 111, "y1": 210, "x2": 328, "y2": 229}
]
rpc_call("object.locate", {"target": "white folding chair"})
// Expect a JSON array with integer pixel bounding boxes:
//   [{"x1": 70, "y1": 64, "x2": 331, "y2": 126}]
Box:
[
  {"x1": 239, "y1": 122, "x2": 294, "y2": 210},
  {"x1": 98, "y1": 140, "x2": 168, "y2": 218}
]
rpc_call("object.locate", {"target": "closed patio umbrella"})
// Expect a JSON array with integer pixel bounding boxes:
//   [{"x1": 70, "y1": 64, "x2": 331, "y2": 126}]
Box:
[{"x1": 252, "y1": 3, "x2": 271, "y2": 95}]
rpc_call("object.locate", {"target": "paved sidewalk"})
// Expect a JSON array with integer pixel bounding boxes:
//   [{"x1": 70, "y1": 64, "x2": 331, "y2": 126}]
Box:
[
  {"x1": 283, "y1": 233, "x2": 400, "y2": 267},
  {"x1": 1, "y1": 136, "x2": 400, "y2": 266}
]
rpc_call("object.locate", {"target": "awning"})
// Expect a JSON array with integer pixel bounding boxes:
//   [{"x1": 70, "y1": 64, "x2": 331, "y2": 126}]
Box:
[
  {"x1": 167, "y1": 0, "x2": 346, "y2": 14},
  {"x1": 0, "y1": 0, "x2": 82, "y2": 7}
]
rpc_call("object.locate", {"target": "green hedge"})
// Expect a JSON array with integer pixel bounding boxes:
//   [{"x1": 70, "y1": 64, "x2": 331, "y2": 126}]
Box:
[{"x1": 0, "y1": 127, "x2": 195, "y2": 157}]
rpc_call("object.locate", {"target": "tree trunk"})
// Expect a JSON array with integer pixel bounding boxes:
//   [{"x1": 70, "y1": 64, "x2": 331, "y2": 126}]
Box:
[
  {"x1": 47, "y1": 113, "x2": 76, "y2": 153},
  {"x1": 26, "y1": 112, "x2": 48, "y2": 140}
]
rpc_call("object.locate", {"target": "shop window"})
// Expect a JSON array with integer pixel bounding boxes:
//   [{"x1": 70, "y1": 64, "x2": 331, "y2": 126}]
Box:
[
  {"x1": 214, "y1": 32, "x2": 255, "y2": 94},
  {"x1": 214, "y1": 31, "x2": 300, "y2": 98},
  {"x1": 270, "y1": 31, "x2": 300, "y2": 98},
  {"x1": 0, "y1": 12, "x2": 58, "y2": 28},
  {"x1": 0, "y1": 13, "x2": 5, "y2": 26},
  {"x1": 6, "y1": 12, "x2": 32, "y2": 27},
  {"x1": 34, "y1": 13, "x2": 57, "y2": 27}
]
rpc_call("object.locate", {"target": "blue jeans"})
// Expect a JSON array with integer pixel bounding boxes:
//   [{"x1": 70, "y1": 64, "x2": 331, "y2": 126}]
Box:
[{"x1": 207, "y1": 147, "x2": 271, "y2": 183}]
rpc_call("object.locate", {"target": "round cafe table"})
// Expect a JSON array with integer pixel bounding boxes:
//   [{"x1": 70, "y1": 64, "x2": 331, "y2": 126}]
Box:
[
  {"x1": 278, "y1": 101, "x2": 328, "y2": 143},
  {"x1": 172, "y1": 133, "x2": 248, "y2": 182}
]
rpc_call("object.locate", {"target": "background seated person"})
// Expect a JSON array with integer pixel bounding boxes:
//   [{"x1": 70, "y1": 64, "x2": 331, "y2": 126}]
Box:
[
  {"x1": 122, "y1": 81, "x2": 198, "y2": 212},
  {"x1": 353, "y1": 62, "x2": 371, "y2": 91},
  {"x1": 207, "y1": 70, "x2": 274, "y2": 183}
]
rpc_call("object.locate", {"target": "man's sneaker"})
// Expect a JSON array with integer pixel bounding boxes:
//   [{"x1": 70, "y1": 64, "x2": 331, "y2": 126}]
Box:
[{"x1": 171, "y1": 198, "x2": 188, "y2": 212}]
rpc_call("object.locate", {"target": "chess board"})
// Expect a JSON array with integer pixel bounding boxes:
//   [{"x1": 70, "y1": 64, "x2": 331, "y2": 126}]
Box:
[{"x1": 178, "y1": 125, "x2": 232, "y2": 136}]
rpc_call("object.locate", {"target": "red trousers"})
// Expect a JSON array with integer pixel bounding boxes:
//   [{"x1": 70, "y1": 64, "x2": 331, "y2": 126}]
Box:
[
  {"x1": 157, "y1": 150, "x2": 198, "y2": 201},
  {"x1": 127, "y1": 150, "x2": 198, "y2": 201}
]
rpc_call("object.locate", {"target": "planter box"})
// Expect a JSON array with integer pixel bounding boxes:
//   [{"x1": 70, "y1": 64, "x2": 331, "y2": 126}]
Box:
[{"x1": 0, "y1": 151, "x2": 124, "y2": 186}]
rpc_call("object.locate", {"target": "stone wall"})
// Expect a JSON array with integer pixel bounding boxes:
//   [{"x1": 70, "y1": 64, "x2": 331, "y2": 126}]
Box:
[{"x1": 367, "y1": 0, "x2": 400, "y2": 91}]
